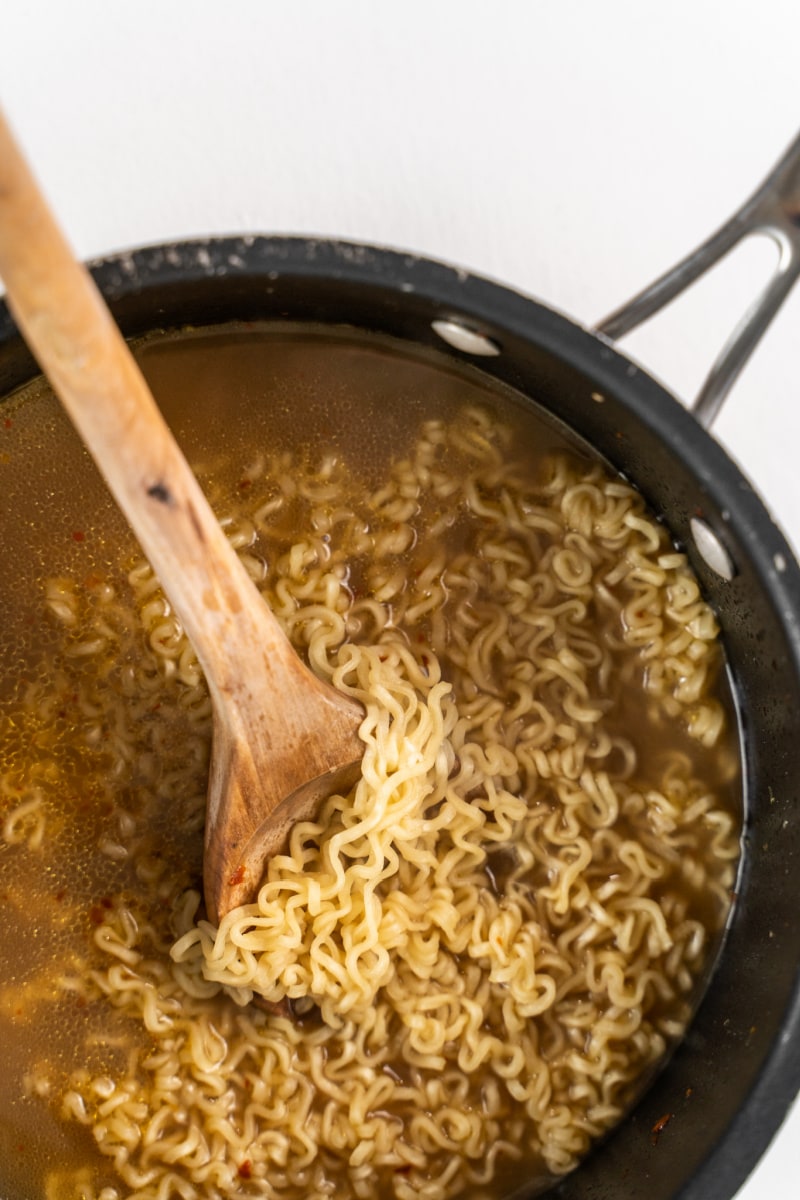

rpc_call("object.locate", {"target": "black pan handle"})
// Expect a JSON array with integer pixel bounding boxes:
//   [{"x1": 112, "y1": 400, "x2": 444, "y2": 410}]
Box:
[{"x1": 595, "y1": 131, "x2": 800, "y2": 429}]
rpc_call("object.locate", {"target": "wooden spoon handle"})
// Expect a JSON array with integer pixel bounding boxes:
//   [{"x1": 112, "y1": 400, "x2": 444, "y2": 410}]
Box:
[{"x1": 0, "y1": 110, "x2": 293, "y2": 687}]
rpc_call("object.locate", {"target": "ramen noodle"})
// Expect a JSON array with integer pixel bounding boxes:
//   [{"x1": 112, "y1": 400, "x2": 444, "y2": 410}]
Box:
[{"x1": 0, "y1": 328, "x2": 740, "y2": 1200}]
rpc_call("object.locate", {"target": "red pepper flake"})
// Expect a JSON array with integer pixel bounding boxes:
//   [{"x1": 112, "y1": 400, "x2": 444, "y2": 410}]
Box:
[
  {"x1": 238, "y1": 1160, "x2": 252, "y2": 1180},
  {"x1": 238, "y1": 478, "x2": 252, "y2": 490},
  {"x1": 650, "y1": 1112, "x2": 673, "y2": 1145},
  {"x1": 229, "y1": 864, "x2": 246, "y2": 887},
  {"x1": 89, "y1": 905, "x2": 105, "y2": 926},
  {"x1": 4, "y1": 418, "x2": 13, "y2": 429},
  {"x1": 72, "y1": 530, "x2": 86, "y2": 543}
]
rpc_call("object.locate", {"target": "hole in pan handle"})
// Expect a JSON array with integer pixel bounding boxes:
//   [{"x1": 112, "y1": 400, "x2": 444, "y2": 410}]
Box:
[{"x1": 595, "y1": 130, "x2": 800, "y2": 430}]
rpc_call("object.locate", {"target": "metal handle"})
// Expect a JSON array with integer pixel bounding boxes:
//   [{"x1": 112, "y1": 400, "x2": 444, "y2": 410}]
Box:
[{"x1": 595, "y1": 131, "x2": 800, "y2": 429}]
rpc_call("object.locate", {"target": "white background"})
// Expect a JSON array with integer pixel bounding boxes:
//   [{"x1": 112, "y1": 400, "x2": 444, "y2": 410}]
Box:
[{"x1": 1, "y1": 1, "x2": 798, "y2": 1196}]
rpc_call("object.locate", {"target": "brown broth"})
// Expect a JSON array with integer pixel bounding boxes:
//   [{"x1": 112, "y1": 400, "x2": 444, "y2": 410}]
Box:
[{"x1": 0, "y1": 324, "x2": 742, "y2": 1199}]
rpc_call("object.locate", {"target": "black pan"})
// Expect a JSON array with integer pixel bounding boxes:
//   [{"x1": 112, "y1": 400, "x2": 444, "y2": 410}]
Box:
[{"x1": 1, "y1": 142, "x2": 799, "y2": 1200}]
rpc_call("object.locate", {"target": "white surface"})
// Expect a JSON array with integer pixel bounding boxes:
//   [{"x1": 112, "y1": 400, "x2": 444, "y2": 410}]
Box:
[{"x1": 1, "y1": 1, "x2": 798, "y2": 1195}]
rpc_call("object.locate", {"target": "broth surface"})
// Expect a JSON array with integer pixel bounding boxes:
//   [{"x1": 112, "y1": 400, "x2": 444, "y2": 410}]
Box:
[{"x1": 0, "y1": 325, "x2": 741, "y2": 1199}]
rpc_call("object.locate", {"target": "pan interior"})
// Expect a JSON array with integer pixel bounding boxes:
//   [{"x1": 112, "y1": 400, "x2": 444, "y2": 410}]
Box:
[{"x1": 0, "y1": 320, "x2": 745, "y2": 1200}]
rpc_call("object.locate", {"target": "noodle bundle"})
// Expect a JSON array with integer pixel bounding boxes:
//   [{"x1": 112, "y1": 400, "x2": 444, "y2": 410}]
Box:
[{"x1": 0, "y1": 375, "x2": 740, "y2": 1200}]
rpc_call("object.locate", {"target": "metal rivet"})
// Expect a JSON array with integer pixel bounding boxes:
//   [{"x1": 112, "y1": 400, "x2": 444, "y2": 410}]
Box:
[
  {"x1": 431, "y1": 319, "x2": 500, "y2": 357},
  {"x1": 591, "y1": 391, "x2": 605, "y2": 403},
  {"x1": 690, "y1": 517, "x2": 735, "y2": 582},
  {"x1": 774, "y1": 552, "x2": 787, "y2": 573}
]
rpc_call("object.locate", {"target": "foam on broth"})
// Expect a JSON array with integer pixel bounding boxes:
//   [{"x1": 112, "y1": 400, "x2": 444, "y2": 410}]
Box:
[{"x1": 0, "y1": 325, "x2": 742, "y2": 1199}]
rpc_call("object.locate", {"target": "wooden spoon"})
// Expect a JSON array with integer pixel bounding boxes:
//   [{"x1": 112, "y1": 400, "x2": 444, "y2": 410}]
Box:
[{"x1": 0, "y1": 111, "x2": 364, "y2": 925}]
